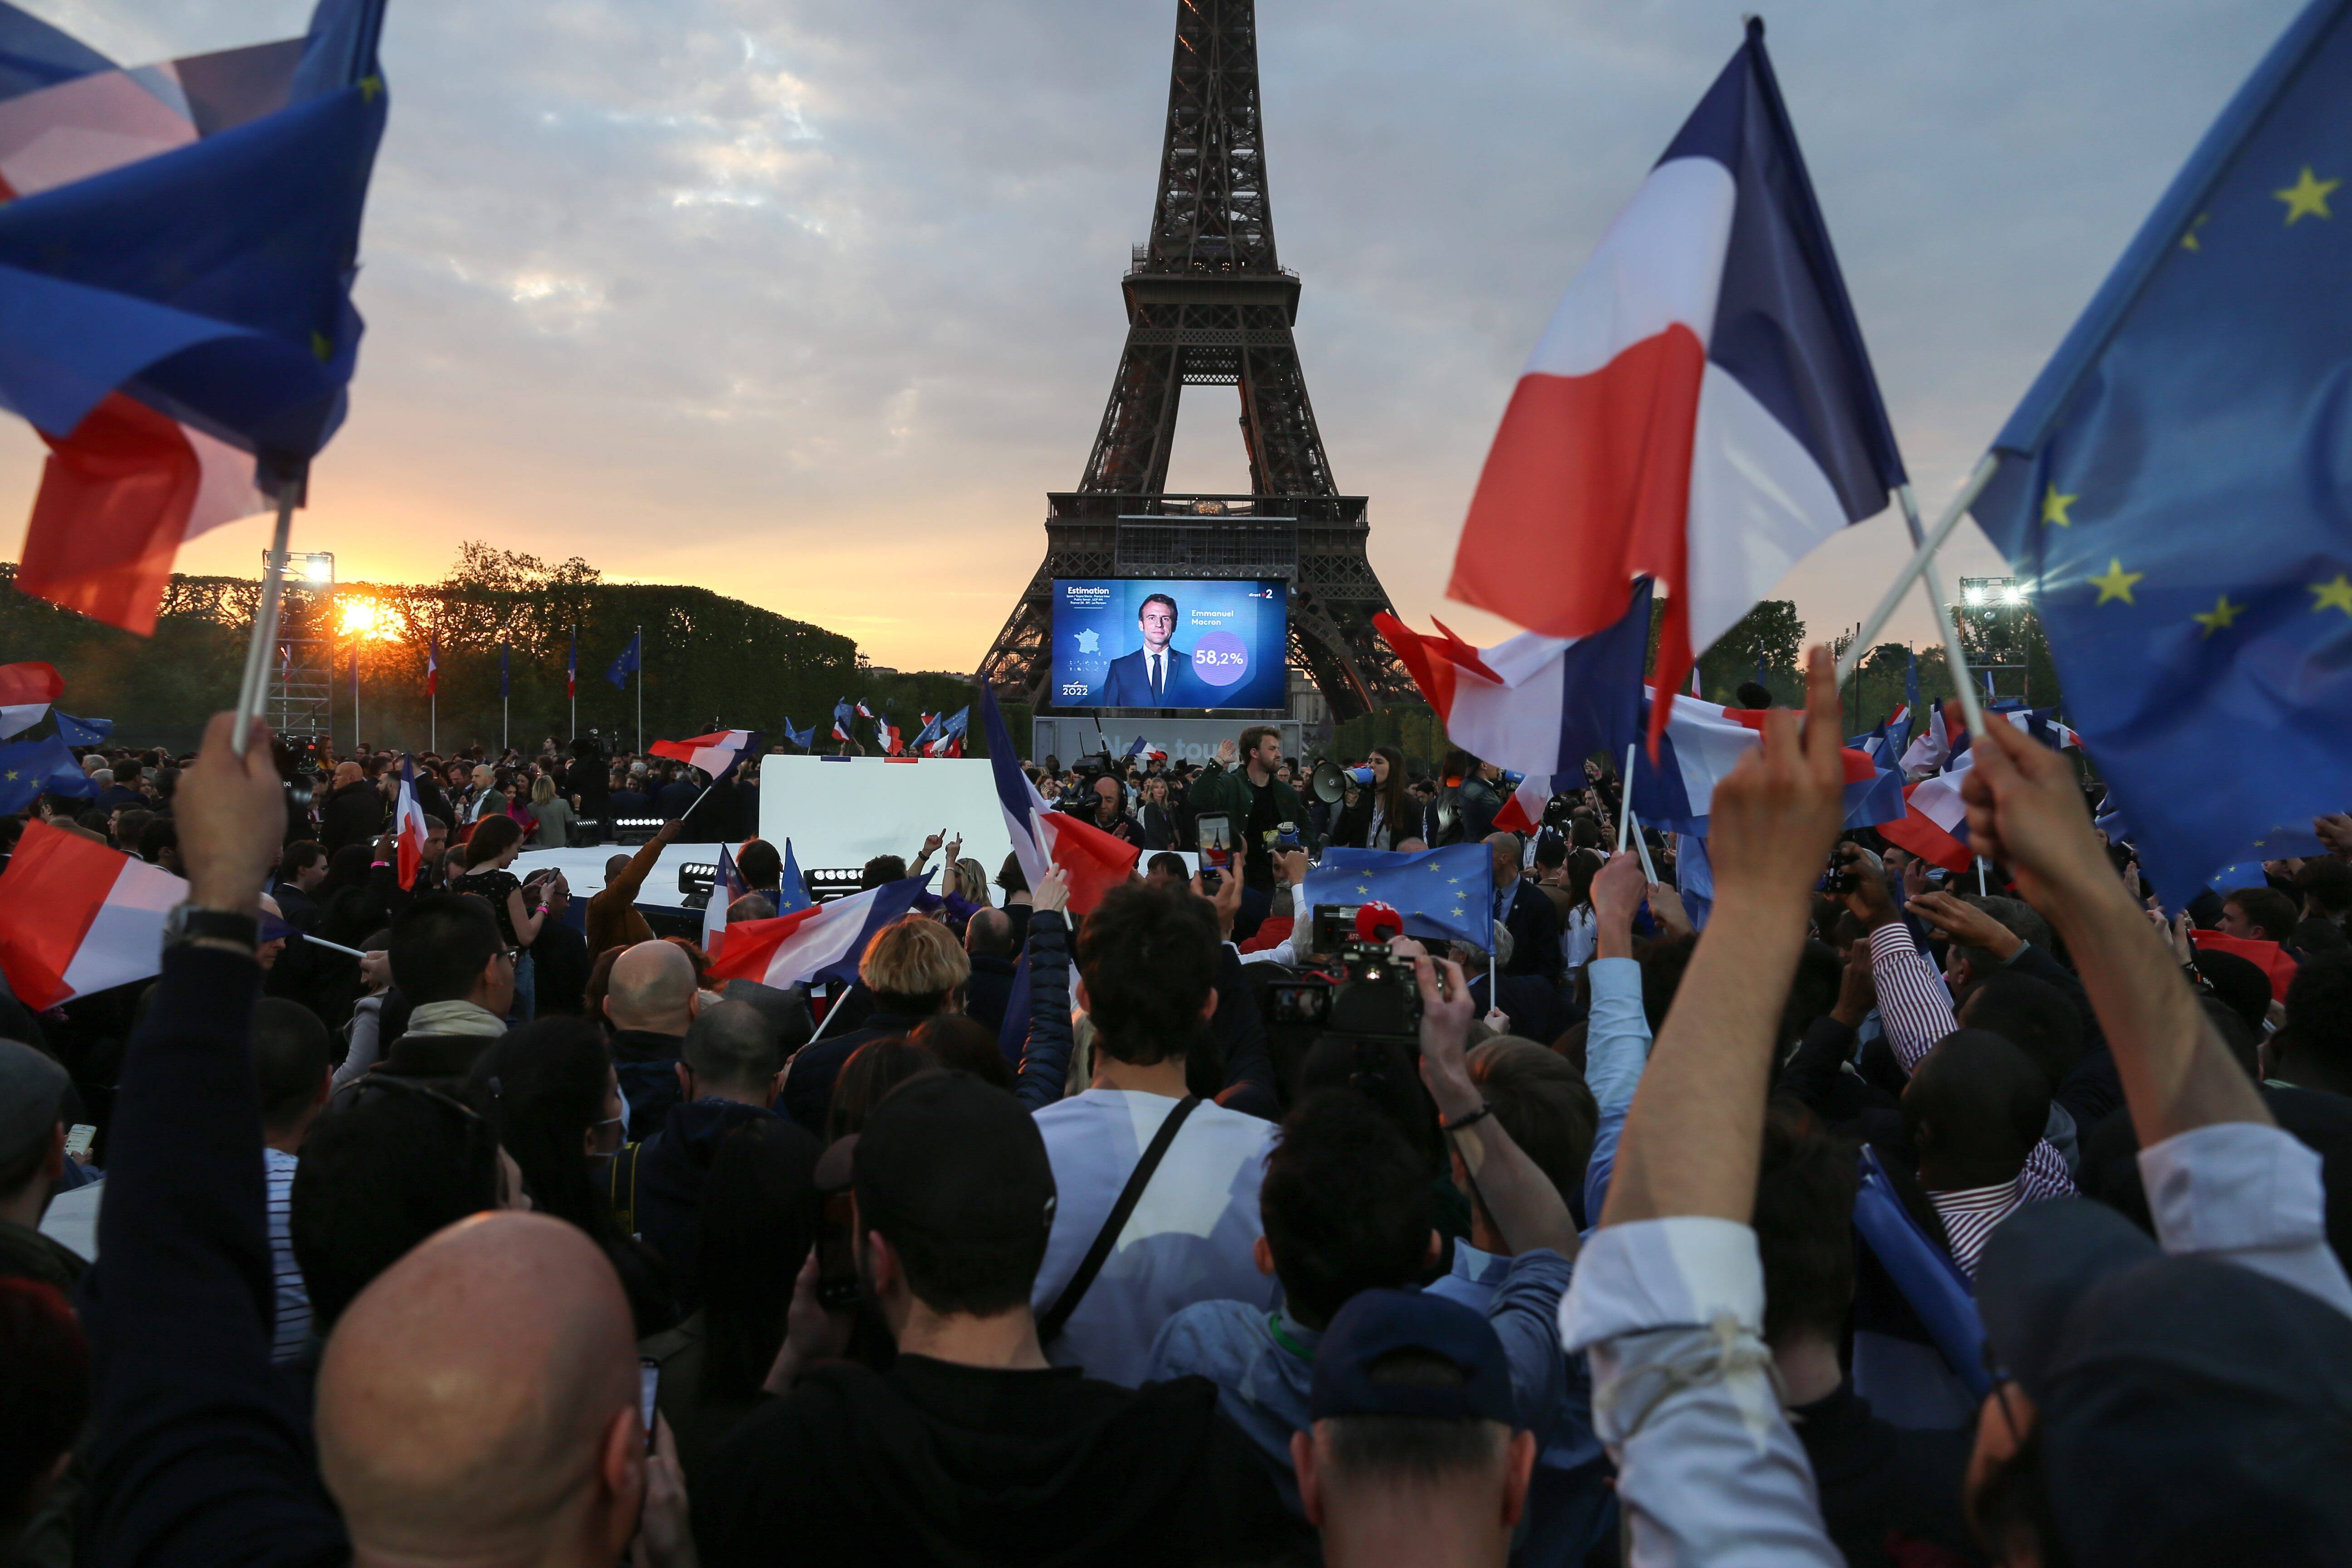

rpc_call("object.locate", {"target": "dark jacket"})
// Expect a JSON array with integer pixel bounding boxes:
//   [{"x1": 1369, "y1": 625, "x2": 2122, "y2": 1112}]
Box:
[
  {"x1": 1791, "y1": 1380, "x2": 1979, "y2": 1568},
  {"x1": 695, "y1": 1355, "x2": 1307, "y2": 1568},
  {"x1": 1013, "y1": 913, "x2": 1075, "y2": 1110},
  {"x1": 81, "y1": 946, "x2": 349, "y2": 1568},
  {"x1": 529, "y1": 917, "x2": 591, "y2": 1016},
  {"x1": 1139, "y1": 802, "x2": 1183, "y2": 851},
  {"x1": 319, "y1": 779, "x2": 386, "y2": 855},
  {"x1": 374, "y1": 1029, "x2": 502, "y2": 1099},
  {"x1": 1499, "y1": 877, "x2": 1563, "y2": 986},
  {"x1": 627, "y1": 1098, "x2": 778, "y2": 1312},
  {"x1": 1184, "y1": 762, "x2": 1318, "y2": 886},
  {"x1": 961, "y1": 953, "x2": 1019, "y2": 1035},
  {"x1": 612, "y1": 1029, "x2": 689, "y2": 1142},
  {"x1": 781, "y1": 1012, "x2": 932, "y2": 1137}
]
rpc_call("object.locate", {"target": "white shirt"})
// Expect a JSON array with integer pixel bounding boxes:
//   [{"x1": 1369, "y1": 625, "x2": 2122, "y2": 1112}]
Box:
[{"x1": 1029, "y1": 1088, "x2": 1281, "y2": 1387}]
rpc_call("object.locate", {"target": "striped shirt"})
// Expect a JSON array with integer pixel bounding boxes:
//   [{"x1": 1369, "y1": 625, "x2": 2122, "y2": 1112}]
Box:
[
  {"x1": 1926, "y1": 1177, "x2": 2027, "y2": 1277},
  {"x1": 1867, "y1": 921, "x2": 2077, "y2": 1203},
  {"x1": 264, "y1": 1148, "x2": 312, "y2": 1363}
]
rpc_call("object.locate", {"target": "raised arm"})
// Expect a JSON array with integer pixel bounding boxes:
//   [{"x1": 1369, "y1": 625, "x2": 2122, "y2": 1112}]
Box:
[
  {"x1": 85, "y1": 715, "x2": 348, "y2": 1568},
  {"x1": 1839, "y1": 842, "x2": 1955, "y2": 1073},
  {"x1": 1415, "y1": 956, "x2": 1578, "y2": 1261},
  {"x1": 1959, "y1": 721, "x2": 2267, "y2": 1145},
  {"x1": 1561, "y1": 652, "x2": 1848, "y2": 1568}
]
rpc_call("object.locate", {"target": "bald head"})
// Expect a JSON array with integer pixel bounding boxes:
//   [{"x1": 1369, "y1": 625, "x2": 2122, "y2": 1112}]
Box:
[
  {"x1": 316, "y1": 1212, "x2": 641, "y2": 1564},
  {"x1": 605, "y1": 941, "x2": 697, "y2": 1035},
  {"x1": 604, "y1": 855, "x2": 632, "y2": 882},
  {"x1": 334, "y1": 761, "x2": 363, "y2": 788},
  {"x1": 1486, "y1": 833, "x2": 1521, "y2": 886}
]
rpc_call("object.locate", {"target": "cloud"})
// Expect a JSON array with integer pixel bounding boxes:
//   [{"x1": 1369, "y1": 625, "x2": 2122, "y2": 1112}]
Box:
[{"x1": 0, "y1": 0, "x2": 2308, "y2": 673}]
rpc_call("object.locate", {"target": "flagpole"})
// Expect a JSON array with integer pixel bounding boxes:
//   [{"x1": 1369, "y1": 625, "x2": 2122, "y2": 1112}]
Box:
[
  {"x1": 634, "y1": 623, "x2": 643, "y2": 757},
  {"x1": 230, "y1": 481, "x2": 301, "y2": 755},
  {"x1": 1834, "y1": 454, "x2": 2000, "y2": 733},
  {"x1": 353, "y1": 652, "x2": 361, "y2": 753},
  {"x1": 1890, "y1": 485, "x2": 1987, "y2": 739},
  {"x1": 1615, "y1": 744, "x2": 1636, "y2": 853},
  {"x1": 1627, "y1": 808, "x2": 1661, "y2": 885},
  {"x1": 569, "y1": 624, "x2": 578, "y2": 740}
]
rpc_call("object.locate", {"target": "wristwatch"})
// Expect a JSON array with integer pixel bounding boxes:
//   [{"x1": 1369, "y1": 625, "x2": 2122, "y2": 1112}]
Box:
[{"x1": 162, "y1": 903, "x2": 260, "y2": 956}]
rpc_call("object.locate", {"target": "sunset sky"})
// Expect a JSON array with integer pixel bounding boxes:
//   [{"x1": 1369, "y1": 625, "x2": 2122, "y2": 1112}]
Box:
[{"x1": 1, "y1": 0, "x2": 2302, "y2": 672}]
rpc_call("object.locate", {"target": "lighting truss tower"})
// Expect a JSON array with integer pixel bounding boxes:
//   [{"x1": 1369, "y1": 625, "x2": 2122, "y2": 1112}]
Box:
[
  {"x1": 267, "y1": 551, "x2": 336, "y2": 745},
  {"x1": 977, "y1": 0, "x2": 1412, "y2": 722}
]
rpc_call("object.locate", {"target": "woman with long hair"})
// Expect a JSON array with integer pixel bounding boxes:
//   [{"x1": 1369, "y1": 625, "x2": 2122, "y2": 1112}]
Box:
[
  {"x1": 1332, "y1": 745, "x2": 1416, "y2": 850},
  {"x1": 470, "y1": 1018, "x2": 676, "y2": 1336},
  {"x1": 1138, "y1": 774, "x2": 1184, "y2": 850},
  {"x1": 450, "y1": 814, "x2": 547, "y2": 1021}
]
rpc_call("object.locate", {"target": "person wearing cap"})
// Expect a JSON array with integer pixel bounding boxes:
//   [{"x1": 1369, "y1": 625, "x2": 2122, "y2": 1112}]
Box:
[
  {"x1": 1147, "y1": 960, "x2": 1586, "y2": 1535},
  {"x1": 0, "y1": 1039, "x2": 85, "y2": 1291},
  {"x1": 1289, "y1": 1288, "x2": 1537, "y2": 1567},
  {"x1": 695, "y1": 1071, "x2": 1307, "y2": 1565}
]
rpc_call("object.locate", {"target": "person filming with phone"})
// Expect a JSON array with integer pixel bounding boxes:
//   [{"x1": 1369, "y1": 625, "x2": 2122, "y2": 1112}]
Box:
[{"x1": 1189, "y1": 725, "x2": 1320, "y2": 943}]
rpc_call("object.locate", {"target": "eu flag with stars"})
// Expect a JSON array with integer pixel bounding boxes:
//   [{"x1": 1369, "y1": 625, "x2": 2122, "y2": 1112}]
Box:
[
  {"x1": 1300, "y1": 843, "x2": 1496, "y2": 951},
  {"x1": 1972, "y1": 0, "x2": 2352, "y2": 899},
  {"x1": 605, "y1": 631, "x2": 641, "y2": 690}
]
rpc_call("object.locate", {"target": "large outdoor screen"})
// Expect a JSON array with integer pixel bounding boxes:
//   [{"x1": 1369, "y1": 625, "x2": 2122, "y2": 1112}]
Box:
[{"x1": 1050, "y1": 578, "x2": 1289, "y2": 710}]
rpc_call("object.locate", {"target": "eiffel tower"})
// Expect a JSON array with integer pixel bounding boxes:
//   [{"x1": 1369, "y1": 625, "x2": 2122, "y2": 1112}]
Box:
[{"x1": 978, "y1": 0, "x2": 1411, "y2": 724}]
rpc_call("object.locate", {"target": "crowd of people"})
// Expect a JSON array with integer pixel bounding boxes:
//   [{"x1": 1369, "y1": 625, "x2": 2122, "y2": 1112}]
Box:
[{"x1": 5, "y1": 654, "x2": 2352, "y2": 1567}]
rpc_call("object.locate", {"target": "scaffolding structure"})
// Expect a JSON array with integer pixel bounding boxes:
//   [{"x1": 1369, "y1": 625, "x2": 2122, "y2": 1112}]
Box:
[{"x1": 266, "y1": 551, "x2": 337, "y2": 748}]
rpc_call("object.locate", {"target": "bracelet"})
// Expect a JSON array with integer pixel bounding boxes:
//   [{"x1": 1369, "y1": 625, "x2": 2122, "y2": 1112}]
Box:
[{"x1": 1440, "y1": 1102, "x2": 1495, "y2": 1135}]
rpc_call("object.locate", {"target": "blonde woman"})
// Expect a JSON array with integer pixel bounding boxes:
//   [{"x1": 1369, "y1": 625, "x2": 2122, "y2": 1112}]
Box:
[{"x1": 528, "y1": 773, "x2": 577, "y2": 848}]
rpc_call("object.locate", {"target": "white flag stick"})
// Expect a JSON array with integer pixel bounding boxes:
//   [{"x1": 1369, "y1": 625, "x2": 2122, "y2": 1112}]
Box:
[
  {"x1": 1616, "y1": 744, "x2": 1636, "y2": 853},
  {"x1": 1628, "y1": 808, "x2": 1660, "y2": 886},
  {"x1": 1835, "y1": 453, "x2": 2001, "y2": 736},
  {"x1": 230, "y1": 482, "x2": 300, "y2": 755}
]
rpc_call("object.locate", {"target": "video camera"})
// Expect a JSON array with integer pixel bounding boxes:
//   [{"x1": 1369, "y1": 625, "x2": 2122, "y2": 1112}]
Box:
[{"x1": 1258, "y1": 902, "x2": 1423, "y2": 1042}]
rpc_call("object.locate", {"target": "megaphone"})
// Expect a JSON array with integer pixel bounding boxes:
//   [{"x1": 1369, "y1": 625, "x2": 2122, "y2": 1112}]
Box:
[{"x1": 1309, "y1": 759, "x2": 1349, "y2": 805}]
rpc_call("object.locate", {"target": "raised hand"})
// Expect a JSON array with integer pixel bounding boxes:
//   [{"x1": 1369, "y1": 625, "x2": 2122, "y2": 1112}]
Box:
[
  {"x1": 1707, "y1": 647, "x2": 1849, "y2": 910},
  {"x1": 1645, "y1": 881, "x2": 1692, "y2": 939},
  {"x1": 2316, "y1": 813, "x2": 2352, "y2": 858},
  {"x1": 1412, "y1": 955, "x2": 1478, "y2": 1116},
  {"x1": 1831, "y1": 936, "x2": 1876, "y2": 1027},
  {"x1": 1215, "y1": 737, "x2": 1238, "y2": 768},
  {"x1": 1836, "y1": 842, "x2": 1900, "y2": 930},
  {"x1": 1957, "y1": 720, "x2": 2114, "y2": 913},
  {"x1": 1907, "y1": 889, "x2": 2023, "y2": 960},
  {"x1": 179, "y1": 713, "x2": 288, "y2": 914},
  {"x1": 1033, "y1": 865, "x2": 1071, "y2": 916}
]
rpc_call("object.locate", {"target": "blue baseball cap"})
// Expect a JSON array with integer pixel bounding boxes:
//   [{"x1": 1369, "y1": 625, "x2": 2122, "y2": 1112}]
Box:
[{"x1": 1309, "y1": 1288, "x2": 1516, "y2": 1426}]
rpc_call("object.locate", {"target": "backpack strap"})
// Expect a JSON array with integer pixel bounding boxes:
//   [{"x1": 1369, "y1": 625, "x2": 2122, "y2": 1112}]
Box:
[{"x1": 1038, "y1": 1096, "x2": 1202, "y2": 1346}]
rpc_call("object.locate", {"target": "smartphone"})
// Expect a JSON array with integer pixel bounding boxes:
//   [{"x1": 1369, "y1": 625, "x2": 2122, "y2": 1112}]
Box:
[
  {"x1": 1195, "y1": 812, "x2": 1233, "y2": 871},
  {"x1": 64, "y1": 1124, "x2": 96, "y2": 1161},
  {"x1": 638, "y1": 1357, "x2": 660, "y2": 1450}
]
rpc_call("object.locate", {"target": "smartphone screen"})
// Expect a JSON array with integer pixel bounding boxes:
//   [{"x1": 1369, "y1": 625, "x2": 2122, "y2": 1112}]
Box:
[
  {"x1": 64, "y1": 1124, "x2": 96, "y2": 1161},
  {"x1": 638, "y1": 1358, "x2": 660, "y2": 1450},
  {"x1": 1195, "y1": 813, "x2": 1233, "y2": 870}
]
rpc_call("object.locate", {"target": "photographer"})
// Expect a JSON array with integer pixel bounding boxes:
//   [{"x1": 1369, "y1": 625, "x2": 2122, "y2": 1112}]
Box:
[
  {"x1": 1189, "y1": 726, "x2": 1320, "y2": 941},
  {"x1": 1081, "y1": 773, "x2": 1145, "y2": 848}
]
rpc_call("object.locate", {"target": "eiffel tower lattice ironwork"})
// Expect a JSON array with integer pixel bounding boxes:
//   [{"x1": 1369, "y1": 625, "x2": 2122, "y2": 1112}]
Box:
[{"x1": 978, "y1": 0, "x2": 1412, "y2": 723}]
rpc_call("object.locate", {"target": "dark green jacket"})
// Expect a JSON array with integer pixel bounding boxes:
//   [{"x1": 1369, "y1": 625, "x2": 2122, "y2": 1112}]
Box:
[{"x1": 1185, "y1": 764, "x2": 1320, "y2": 867}]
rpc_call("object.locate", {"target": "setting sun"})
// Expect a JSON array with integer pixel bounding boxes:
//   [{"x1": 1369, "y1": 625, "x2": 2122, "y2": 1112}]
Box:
[{"x1": 338, "y1": 598, "x2": 402, "y2": 642}]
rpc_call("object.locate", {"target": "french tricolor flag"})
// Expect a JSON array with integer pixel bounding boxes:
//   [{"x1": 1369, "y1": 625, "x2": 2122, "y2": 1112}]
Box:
[
  {"x1": 1446, "y1": 21, "x2": 1906, "y2": 752},
  {"x1": 1631, "y1": 689, "x2": 1903, "y2": 837},
  {"x1": 650, "y1": 729, "x2": 761, "y2": 784},
  {"x1": 1882, "y1": 757, "x2": 1977, "y2": 875},
  {"x1": 0, "y1": 819, "x2": 185, "y2": 1009},
  {"x1": 1377, "y1": 579, "x2": 1652, "y2": 787},
  {"x1": 701, "y1": 843, "x2": 748, "y2": 957},
  {"x1": 393, "y1": 755, "x2": 430, "y2": 889},
  {"x1": 0, "y1": 661, "x2": 64, "y2": 740},
  {"x1": 979, "y1": 686, "x2": 1136, "y2": 914},
  {"x1": 706, "y1": 873, "x2": 934, "y2": 991}
]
